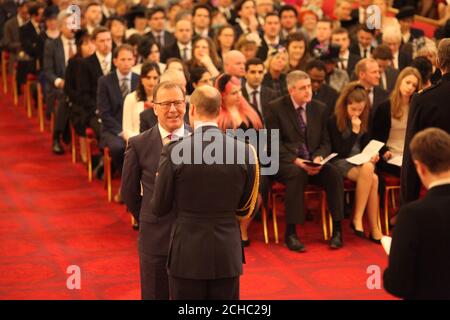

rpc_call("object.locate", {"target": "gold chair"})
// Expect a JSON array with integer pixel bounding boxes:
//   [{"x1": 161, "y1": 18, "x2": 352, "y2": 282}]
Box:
[{"x1": 103, "y1": 147, "x2": 112, "y2": 202}]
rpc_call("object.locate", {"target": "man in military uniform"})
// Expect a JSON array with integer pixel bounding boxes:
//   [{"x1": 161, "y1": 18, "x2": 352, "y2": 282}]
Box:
[{"x1": 400, "y1": 38, "x2": 450, "y2": 206}]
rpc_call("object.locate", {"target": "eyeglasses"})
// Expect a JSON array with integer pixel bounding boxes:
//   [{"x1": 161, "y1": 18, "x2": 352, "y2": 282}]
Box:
[{"x1": 153, "y1": 100, "x2": 185, "y2": 109}]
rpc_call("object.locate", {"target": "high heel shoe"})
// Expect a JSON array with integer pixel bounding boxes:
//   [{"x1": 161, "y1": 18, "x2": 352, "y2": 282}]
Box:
[
  {"x1": 369, "y1": 235, "x2": 382, "y2": 245},
  {"x1": 350, "y1": 222, "x2": 365, "y2": 238},
  {"x1": 242, "y1": 239, "x2": 251, "y2": 247}
]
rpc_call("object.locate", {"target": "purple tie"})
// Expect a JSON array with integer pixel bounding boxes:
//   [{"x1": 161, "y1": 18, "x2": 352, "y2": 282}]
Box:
[{"x1": 296, "y1": 106, "x2": 310, "y2": 160}]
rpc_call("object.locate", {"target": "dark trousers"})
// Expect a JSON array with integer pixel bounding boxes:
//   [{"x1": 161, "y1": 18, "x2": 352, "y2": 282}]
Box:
[
  {"x1": 49, "y1": 88, "x2": 69, "y2": 142},
  {"x1": 102, "y1": 131, "x2": 125, "y2": 172},
  {"x1": 169, "y1": 276, "x2": 240, "y2": 300},
  {"x1": 139, "y1": 252, "x2": 169, "y2": 300},
  {"x1": 276, "y1": 162, "x2": 344, "y2": 225}
]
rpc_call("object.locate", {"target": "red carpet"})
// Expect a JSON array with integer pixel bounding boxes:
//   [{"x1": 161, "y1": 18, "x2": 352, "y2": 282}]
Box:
[{"x1": 0, "y1": 93, "x2": 395, "y2": 300}]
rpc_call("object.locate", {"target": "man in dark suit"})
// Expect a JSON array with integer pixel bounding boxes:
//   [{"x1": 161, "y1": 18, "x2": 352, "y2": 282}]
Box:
[
  {"x1": 382, "y1": 26, "x2": 412, "y2": 71},
  {"x1": 349, "y1": 24, "x2": 375, "y2": 59},
  {"x1": 331, "y1": 27, "x2": 361, "y2": 78},
  {"x1": 43, "y1": 11, "x2": 76, "y2": 154},
  {"x1": 372, "y1": 44, "x2": 400, "y2": 94},
  {"x1": 242, "y1": 58, "x2": 277, "y2": 123},
  {"x1": 266, "y1": 70, "x2": 344, "y2": 251},
  {"x1": 396, "y1": 6, "x2": 425, "y2": 46},
  {"x1": 164, "y1": 19, "x2": 193, "y2": 61},
  {"x1": 79, "y1": 26, "x2": 114, "y2": 140},
  {"x1": 145, "y1": 6, "x2": 176, "y2": 63},
  {"x1": 384, "y1": 128, "x2": 450, "y2": 299},
  {"x1": 355, "y1": 58, "x2": 389, "y2": 115},
  {"x1": 192, "y1": 4, "x2": 215, "y2": 39},
  {"x1": 256, "y1": 12, "x2": 284, "y2": 61},
  {"x1": 151, "y1": 85, "x2": 258, "y2": 300},
  {"x1": 401, "y1": 38, "x2": 450, "y2": 205},
  {"x1": 121, "y1": 81, "x2": 192, "y2": 300},
  {"x1": 97, "y1": 44, "x2": 138, "y2": 174},
  {"x1": 305, "y1": 59, "x2": 339, "y2": 118}
]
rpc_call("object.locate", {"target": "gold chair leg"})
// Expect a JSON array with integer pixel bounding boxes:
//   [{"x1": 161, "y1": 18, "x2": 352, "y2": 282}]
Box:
[
  {"x1": 12, "y1": 71, "x2": 18, "y2": 106},
  {"x1": 105, "y1": 154, "x2": 112, "y2": 202},
  {"x1": 384, "y1": 188, "x2": 390, "y2": 236},
  {"x1": 321, "y1": 192, "x2": 328, "y2": 240},
  {"x1": 26, "y1": 81, "x2": 32, "y2": 118},
  {"x1": 272, "y1": 194, "x2": 279, "y2": 244},
  {"x1": 37, "y1": 83, "x2": 44, "y2": 132},
  {"x1": 262, "y1": 206, "x2": 269, "y2": 244},
  {"x1": 71, "y1": 125, "x2": 77, "y2": 163},
  {"x1": 2, "y1": 54, "x2": 7, "y2": 94}
]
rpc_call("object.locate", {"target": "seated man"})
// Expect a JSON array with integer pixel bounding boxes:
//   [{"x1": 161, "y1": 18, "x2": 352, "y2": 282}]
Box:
[
  {"x1": 97, "y1": 44, "x2": 138, "y2": 179},
  {"x1": 266, "y1": 70, "x2": 344, "y2": 252},
  {"x1": 384, "y1": 128, "x2": 450, "y2": 299}
]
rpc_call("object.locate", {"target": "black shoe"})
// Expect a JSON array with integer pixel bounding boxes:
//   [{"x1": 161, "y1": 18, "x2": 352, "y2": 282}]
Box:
[
  {"x1": 369, "y1": 235, "x2": 382, "y2": 245},
  {"x1": 52, "y1": 139, "x2": 64, "y2": 155},
  {"x1": 285, "y1": 234, "x2": 306, "y2": 252},
  {"x1": 329, "y1": 231, "x2": 343, "y2": 249},
  {"x1": 132, "y1": 222, "x2": 139, "y2": 230},
  {"x1": 350, "y1": 222, "x2": 365, "y2": 238},
  {"x1": 242, "y1": 239, "x2": 250, "y2": 247},
  {"x1": 93, "y1": 159, "x2": 104, "y2": 180}
]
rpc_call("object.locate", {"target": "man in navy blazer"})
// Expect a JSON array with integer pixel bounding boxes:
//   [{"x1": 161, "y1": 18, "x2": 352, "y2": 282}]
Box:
[
  {"x1": 121, "y1": 81, "x2": 192, "y2": 300},
  {"x1": 97, "y1": 44, "x2": 138, "y2": 174}
]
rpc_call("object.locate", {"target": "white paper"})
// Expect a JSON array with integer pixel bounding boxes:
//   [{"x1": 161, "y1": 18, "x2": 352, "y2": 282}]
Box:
[
  {"x1": 321, "y1": 153, "x2": 338, "y2": 165},
  {"x1": 381, "y1": 236, "x2": 392, "y2": 255},
  {"x1": 387, "y1": 155, "x2": 403, "y2": 167},
  {"x1": 346, "y1": 140, "x2": 385, "y2": 165}
]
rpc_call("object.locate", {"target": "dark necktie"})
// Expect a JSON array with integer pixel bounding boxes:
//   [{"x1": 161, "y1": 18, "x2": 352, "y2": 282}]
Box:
[
  {"x1": 120, "y1": 77, "x2": 129, "y2": 98},
  {"x1": 182, "y1": 46, "x2": 188, "y2": 60},
  {"x1": 157, "y1": 33, "x2": 163, "y2": 47},
  {"x1": 363, "y1": 48, "x2": 368, "y2": 58},
  {"x1": 296, "y1": 106, "x2": 310, "y2": 160},
  {"x1": 252, "y1": 90, "x2": 259, "y2": 113}
]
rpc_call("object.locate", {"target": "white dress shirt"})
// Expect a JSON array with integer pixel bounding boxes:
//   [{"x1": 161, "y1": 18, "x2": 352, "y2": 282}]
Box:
[
  {"x1": 392, "y1": 51, "x2": 399, "y2": 70},
  {"x1": 55, "y1": 35, "x2": 76, "y2": 87},
  {"x1": 158, "y1": 123, "x2": 186, "y2": 145},
  {"x1": 177, "y1": 42, "x2": 192, "y2": 61},
  {"x1": 339, "y1": 50, "x2": 350, "y2": 70},
  {"x1": 245, "y1": 83, "x2": 262, "y2": 115},
  {"x1": 96, "y1": 51, "x2": 112, "y2": 75}
]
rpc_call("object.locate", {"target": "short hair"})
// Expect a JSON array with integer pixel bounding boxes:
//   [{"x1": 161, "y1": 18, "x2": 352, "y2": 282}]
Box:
[
  {"x1": 235, "y1": 0, "x2": 255, "y2": 13},
  {"x1": 190, "y1": 67, "x2": 209, "y2": 85},
  {"x1": 355, "y1": 58, "x2": 377, "y2": 76},
  {"x1": 317, "y1": 17, "x2": 333, "y2": 28},
  {"x1": 28, "y1": 2, "x2": 44, "y2": 16},
  {"x1": 193, "y1": 4, "x2": 211, "y2": 17},
  {"x1": 331, "y1": 27, "x2": 349, "y2": 37},
  {"x1": 85, "y1": 1, "x2": 101, "y2": 12},
  {"x1": 137, "y1": 37, "x2": 160, "y2": 59},
  {"x1": 147, "y1": 6, "x2": 165, "y2": 19},
  {"x1": 410, "y1": 56, "x2": 433, "y2": 84},
  {"x1": 410, "y1": 128, "x2": 450, "y2": 174},
  {"x1": 357, "y1": 24, "x2": 376, "y2": 35},
  {"x1": 372, "y1": 44, "x2": 393, "y2": 60},
  {"x1": 92, "y1": 26, "x2": 110, "y2": 40},
  {"x1": 382, "y1": 26, "x2": 402, "y2": 43},
  {"x1": 305, "y1": 59, "x2": 327, "y2": 73},
  {"x1": 112, "y1": 44, "x2": 134, "y2": 59},
  {"x1": 279, "y1": 4, "x2": 298, "y2": 18},
  {"x1": 437, "y1": 38, "x2": 450, "y2": 72},
  {"x1": 152, "y1": 81, "x2": 186, "y2": 103},
  {"x1": 245, "y1": 57, "x2": 264, "y2": 71},
  {"x1": 264, "y1": 12, "x2": 279, "y2": 22},
  {"x1": 57, "y1": 11, "x2": 72, "y2": 28},
  {"x1": 286, "y1": 70, "x2": 310, "y2": 88},
  {"x1": 105, "y1": 15, "x2": 126, "y2": 29},
  {"x1": 160, "y1": 69, "x2": 186, "y2": 87},
  {"x1": 190, "y1": 86, "x2": 222, "y2": 117}
]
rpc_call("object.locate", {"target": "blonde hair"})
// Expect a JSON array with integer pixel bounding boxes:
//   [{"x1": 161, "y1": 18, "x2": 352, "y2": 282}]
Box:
[
  {"x1": 264, "y1": 49, "x2": 289, "y2": 74},
  {"x1": 390, "y1": 67, "x2": 422, "y2": 120}
]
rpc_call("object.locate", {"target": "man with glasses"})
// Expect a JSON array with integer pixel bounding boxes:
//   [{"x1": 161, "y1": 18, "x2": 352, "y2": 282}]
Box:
[
  {"x1": 266, "y1": 70, "x2": 345, "y2": 252},
  {"x1": 121, "y1": 81, "x2": 192, "y2": 300}
]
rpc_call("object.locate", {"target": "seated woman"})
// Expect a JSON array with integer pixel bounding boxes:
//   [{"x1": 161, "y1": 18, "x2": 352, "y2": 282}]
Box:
[
  {"x1": 215, "y1": 74, "x2": 264, "y2": 247},
  {"x1": 132, "y1": 38, "x2": 166, "y2": 75},
  {"x1": 122, "y1": 62, "x2": 160, "y2": 141},
  {"x1": 64, "y1": 29, "x2": 95, "y2": 162},
  {"x1": 214, "y1": 25, "x2": 236, "y2": 61},
  {"x1": 189, "y1": 67, "x2": 213, "y2": 93},
  {"x1": 186, "y1": 36, "x2": 221, "y2": 79},
  {"x1": 328, "y1": 82, "x2": 383, "y2": 243},
  {"x1": 262, "y1": 47, "x2": 289, "y2": 97},
  {"x1": 372, "y1": 67, "x2": 422, "y2": 177},
  {"x1": 286, "y1": 32, "x2": 310, "y2": 72},
  {"x1": 235, "y1": 33, "x2": 260, "y2": 61}
]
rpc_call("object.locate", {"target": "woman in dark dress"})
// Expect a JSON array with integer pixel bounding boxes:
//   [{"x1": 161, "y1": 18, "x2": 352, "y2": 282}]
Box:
[
  {"x1": 215, "y1": 74, "x2": 264, "y2": 247},
  {"x1": 262, "y1": 47, "x2": 289, "y2": 97},
  {"x1": 328, "y1": 82, "x2": 383, "y2": 243}
]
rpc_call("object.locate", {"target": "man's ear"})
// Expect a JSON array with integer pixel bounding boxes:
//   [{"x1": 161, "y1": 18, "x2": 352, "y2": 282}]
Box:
[{"x1": 414, "y1": 159, "x2": 426, "y2": 178}]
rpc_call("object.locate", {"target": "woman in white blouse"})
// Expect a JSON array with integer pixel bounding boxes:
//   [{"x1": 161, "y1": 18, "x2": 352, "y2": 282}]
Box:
[{"x1": 122, "y1": 62, "x2": 161, "y2": 141}]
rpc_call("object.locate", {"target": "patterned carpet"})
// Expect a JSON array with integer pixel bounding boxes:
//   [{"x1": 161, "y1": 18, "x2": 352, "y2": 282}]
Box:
[{"x1": 0, "y1": 92, "x2": 395, "y2": 300}]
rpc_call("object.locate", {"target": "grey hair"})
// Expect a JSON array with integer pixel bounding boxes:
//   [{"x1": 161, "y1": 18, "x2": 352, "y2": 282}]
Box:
[
  {"x1": 286, "y1": 70, "x2": 310, "y2": 88},
  {"x1": 57, "y1": 10, "x2": 72, "y2": 28},
  {"x1": 382, "y1": 26, "x2": 402, "y2": 43}
]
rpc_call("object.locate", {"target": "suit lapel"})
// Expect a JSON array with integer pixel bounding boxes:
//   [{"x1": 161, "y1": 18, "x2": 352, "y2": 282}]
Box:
[
  {"x1": 55, "y1": 38, "x2": 65, "y2": 72},
  {"x1": 285, "y1": 96, "x2": 302, "y2": 136},
  {"x1": 112, "y1": 72, "x2": 123, "y2": 105},
  {"x1": 306, "y1": 101, "x2": 317, "y2": 147}
]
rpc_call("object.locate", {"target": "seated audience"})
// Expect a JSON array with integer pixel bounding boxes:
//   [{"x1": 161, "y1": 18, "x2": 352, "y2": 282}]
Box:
[
  {"x1": 262, "y1": 47, "x2": 289, "y2": 97},
  {"x1": 185, "y1": 36, "x2": 221, "y2": 79},
  {"x1": 372, "y1": 44, "x2": 400, "y2": 94},
  {"x1": 286, "y1": 32, "x2": 310, "y2": 72}
]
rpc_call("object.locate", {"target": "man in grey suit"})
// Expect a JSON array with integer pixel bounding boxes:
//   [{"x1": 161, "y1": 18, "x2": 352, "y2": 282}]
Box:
[
  {"x1": 151, "y1": 85, "x2": 259, "y2": 300},
  {"x1": 3, "y1": 1, "x2": 29, "y2": 77},
  {"x1": 121, "y1": 81, "x2": 192, "y2": 300},
  {"x1": 43, "y1": 11, "x2": 76, "y2": 154}
]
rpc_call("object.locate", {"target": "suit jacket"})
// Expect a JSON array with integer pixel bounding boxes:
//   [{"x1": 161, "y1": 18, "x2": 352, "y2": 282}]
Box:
[
  {"x1": 43, "y1": 37, "x2": 66, "y2": 91},
  {"x1": 371, "y1": 99, "x2": 394, "y2": 156},
  {"x1": 139, "y1": 103, "x2": 190, "y2": 133},
  {"x1": 97, "y1": 71, "x2": 139, "y2": 136},
  {"x1": 266, "y1": 95, "x2": 331, "y2": 165},
  {"x1": 378, "y1": 66, "x2": 399, "y2": 94},
  {"x1": 164, "y1": 41, "x2": 182, "y2": 60},
  {"x1": 396, "y1": 50, "x2": 412, "y2": 71},
  {"x1": 79, "y1": 53, "x2": 115, "y2": 115},
  {"x1": 349, "y1": 42, "x2": 374, "y2": 59},
  {"x1": 151, "y1": 125, "x2": 258, "y2": 280},
  {"x1": 241, "y1": 83, "x2": 277, "y2": 124},
  {"x1": 256, "y1": 36, "x2": 285, "y2": 62},
  {"x1": 121, "y1": 124, "x2": 192, "y2": 255},
  {"x1": 313, "y1": 83, "x2": 338, "y2": 118},
  {"x1": 2, "y1": 15, "x2": 20, "y2": 52},
  {"x1": 372, "y1": 86, "x2": 389, "y2": 113},
  {"x1": 345, "y1": 52, "x2": 361, "y2": 78},
  {"x1": 19, "y1": 21, "x2": 44, "y2": 69},
  {"x1": 146, "y1": 31, "x2": 176, "y2": 62},
  {"x1": 401, "y1": 72, "x2": 450, "y2": 205},
  {"x1": 384, "y1": 184, "x2": 450, "y2": 299}
]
